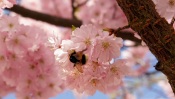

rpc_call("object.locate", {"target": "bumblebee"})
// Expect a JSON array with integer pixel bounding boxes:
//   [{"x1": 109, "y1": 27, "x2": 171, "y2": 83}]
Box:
[{"x1": 69, "y1": 49, "x2": 87, "y2": 73}]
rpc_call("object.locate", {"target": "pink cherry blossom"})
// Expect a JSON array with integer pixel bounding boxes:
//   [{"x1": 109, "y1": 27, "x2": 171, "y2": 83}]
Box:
[
  {"x1": 0, "y1": 15, "x2": 20, "y2": 32},
  {"x1": 71, "y1": 24, "x2": 100, "y2": 46},
  {"x1": 71, "y1": 24, "x2": 101, "y2": 55},
  {"x1": 40, "y1": 0, "x2": 72, "y2": 19},
  {"x1": 76, "y1": 0, "x2": 128, "y2": 28},
  {"x1": 158, "y1": 80, "x2": 175, "y2": 99},
  {"x1": 153, "y1": 0, "x2": 175, "y2": 21},
  {"x1": 0, "y1": 0, "x2": 169, "y2": 98},
  {"x1": 122, "y1": 46, "x2": 149, "y2": 66},
  {"x1": 0, "y1": 0, "x2": 16, "y2": 8},
  {"x1": 0, "y1": 79, "x2": 15, "y2": 97},
  {"x1": 124, "y1": 91, "x2": 136, "y2": 99},
  {"x1": 55, "y1": 24, "x2": 131, "y2": 95},
  {"x1": 0, "y1": 15, "x2": 64, "y2": 99},
  {"x1": 91, "y1": 33, "x2": 123, "y2": 63}
]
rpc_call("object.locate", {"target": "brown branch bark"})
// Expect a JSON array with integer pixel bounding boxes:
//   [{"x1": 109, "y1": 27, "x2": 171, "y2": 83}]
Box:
[
  {"x1": 5, "y1": 5, "x2": 82, "y2": 28},
  {"x1": 116, "y1": 0, "x2": 175, "y2": 94}
]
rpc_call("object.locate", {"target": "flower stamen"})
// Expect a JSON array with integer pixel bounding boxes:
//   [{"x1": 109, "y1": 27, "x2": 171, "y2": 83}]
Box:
[
  {"x1": 102, "y1": 42, "x2": 110, "y2": 50},
  {"x1": 169, "y1": 0, "x2": 175, "y2": 7}
]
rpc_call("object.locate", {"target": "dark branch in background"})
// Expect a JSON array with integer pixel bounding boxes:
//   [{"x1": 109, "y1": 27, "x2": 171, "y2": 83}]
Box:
[
  {"x1": 115, "y1": 31, "x2": 141, "y2": 46},
  {"x1": 115, "y1": 25, "x2": 130, "y2": 33},
  {"x1": 105, "y1": 27, "x2": 141, "y2": 46},
  {"x1": 5, "y1": 5, "x2": 82, "y2": 28},
  {"x1": 114, "y1": 25, "x2": 142, "y2": 46},
  {"x1": 145, "y1": 71, "x2": 159, "y2": 76},
  {"x1": 5, "y1": 5, "x2": 141, "y2": 45}
]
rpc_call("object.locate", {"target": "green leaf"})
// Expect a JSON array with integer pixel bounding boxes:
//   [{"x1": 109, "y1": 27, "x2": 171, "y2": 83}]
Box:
[{"x1": 72, "y1": 25, "x2": 77, "y2": 31}]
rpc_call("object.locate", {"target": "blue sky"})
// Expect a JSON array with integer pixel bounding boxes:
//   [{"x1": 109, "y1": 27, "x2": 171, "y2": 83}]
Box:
[{"x1": 3, "y1": 91, "x2": 109, "y2": 99}]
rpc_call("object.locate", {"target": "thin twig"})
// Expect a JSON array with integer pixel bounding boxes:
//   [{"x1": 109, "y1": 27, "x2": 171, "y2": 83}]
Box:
[
  {"x1": 115, "y1": 24, "x2": 130, "y2": 33},
  {"x1": 71, "y1": 0, "x2": 77, "y2": 19},
  {"x1": 145, "y1": 71, "x2": 159, "y2": 76},
  {"x1": 171, "y1": 17, "x2": 175, "y2": 26}
]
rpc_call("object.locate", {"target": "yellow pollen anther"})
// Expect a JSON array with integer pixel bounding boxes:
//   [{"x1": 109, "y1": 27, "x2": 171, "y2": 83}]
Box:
[
  {"x1": 110, "y1": 67, "x2": 117, "y2": 73},
  {"x1": 169, "y1": 0, "x2": 175, "y2": 6},
  {"x1": 38, "y1": 74, "x2": 44, "y2": 79},
  {"x1": 9, "y1": 23, "x2": 14, "y2": 28},
  {"x1": 30, "y1": 64, "x2": 35, "y2": 70},
  {"x1": 13, "y1": 38, "x2": 19, "y2": 44},
  {"x1": 102, "y1": 42, "x2": 110, "y2": 49},
  {"x1": 95, "y1": 11, "x2": 100, "y2": 16},
  {"x1": 84, "y1": 38, "x2": 91, "y2": 45},
  {"x1": 49, "y1": 83, "x2": 54, "y2": 88},
  {"x1": 91, "y1": 79, "x2": 98, "y2": 86},
  {"x1": 0, "y1": 56, "x2": 4, "y2": 61},
  {"x1": 27, "y1": 79, "x2": 32, "y2": 85},
  {"x1": 37, "y1": 91, "x2": 42, "y2": 97},
  {"x1": 25, "y1": 96, "x2": 30, "y2": 99},
  {"x1": 12, "y1": 54, "x2": 16, "y2": 59}
]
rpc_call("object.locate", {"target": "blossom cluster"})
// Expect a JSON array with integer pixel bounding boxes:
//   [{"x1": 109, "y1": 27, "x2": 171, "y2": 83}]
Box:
[
  {"x1": 40, "y1": 0, "x2": 72, "y2": 19},
  {"x1": 153, "y1": 0, "x2": 175, "y2": 21},
  {"x1": 54, "y1": 24, "x2": 131, "y2": 95},
  {"x1": 76, "y1": 0, "x2": 128, "y2": 28},
  {"x1": 121, "y1": 46, "x2": 150, "y2": 76},
  {"x1": 0, "y1": 15, "x2": 63, "y2": 99},
  {"x1": 20, "y1": 0, "x2": 127, "y2": 29},
  {"x1": 0, "y1": 0, "x2": 15, "y2": 8},
  {"x1": 0, "y1": 0, "x2": 171, "y2": 98}
]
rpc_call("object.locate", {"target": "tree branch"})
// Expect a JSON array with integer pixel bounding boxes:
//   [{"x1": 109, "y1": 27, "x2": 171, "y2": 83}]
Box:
[
  {"x1": 5, "y1": 5, "x2": 82, "y2": 28},
  {"x1": 116, "y1": 0, "x2": 175, "y2": 94},
  {"x1": 115, "y1": 30, "x2": 141, "y2": 46},
  {"x1": 145, "y1": 71, "x2": 159, "y2": 76}
]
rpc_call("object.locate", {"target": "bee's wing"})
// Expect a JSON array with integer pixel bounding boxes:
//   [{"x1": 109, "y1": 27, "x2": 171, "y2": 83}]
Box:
[{"x1": 75, "y1": 63, "x2": 83, "y2": 73}]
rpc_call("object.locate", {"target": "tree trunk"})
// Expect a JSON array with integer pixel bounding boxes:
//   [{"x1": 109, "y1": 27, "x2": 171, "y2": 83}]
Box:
[{"x1": 116, "y1": 0, "x2": 175, "y2": 94}]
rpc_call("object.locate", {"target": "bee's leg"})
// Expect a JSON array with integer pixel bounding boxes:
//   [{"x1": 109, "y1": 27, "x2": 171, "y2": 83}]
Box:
[
  {"x1": 75, "y1": 63, "x2": 83, "y2": 73},
  {"x1": 81, "y1": 54, "x2": 86, "y2": 65}
]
